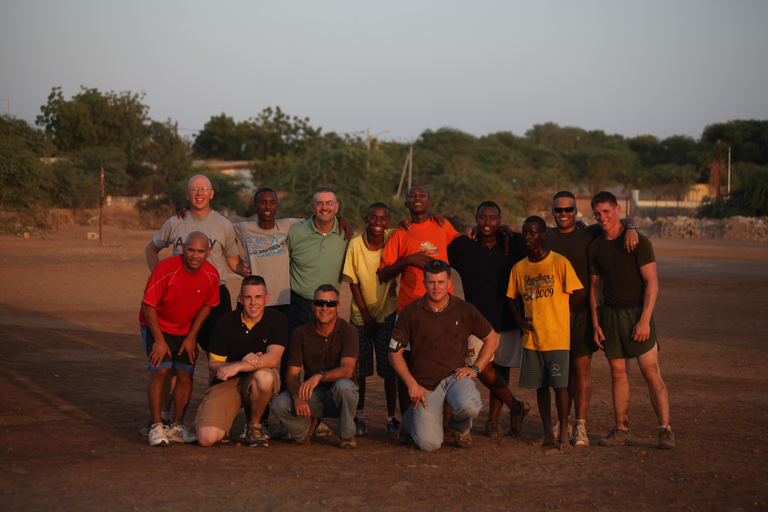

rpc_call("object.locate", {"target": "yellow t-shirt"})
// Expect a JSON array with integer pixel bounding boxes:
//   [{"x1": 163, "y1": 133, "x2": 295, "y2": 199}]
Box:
[
  {"x1": 342, "y1": 229, "x2": 398, "y2": 325},
  {"x1": 506, "y1": 251, "x2": 582, "y2": 351}
]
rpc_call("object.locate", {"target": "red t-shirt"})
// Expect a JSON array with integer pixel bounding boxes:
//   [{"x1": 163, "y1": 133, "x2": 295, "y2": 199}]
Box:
[
  {"x1": 139, "y1": 255, "x2": 220, "y2": 335},
  {"x1": 380, "y1": 219, "x2": 460, "y2": 313}
]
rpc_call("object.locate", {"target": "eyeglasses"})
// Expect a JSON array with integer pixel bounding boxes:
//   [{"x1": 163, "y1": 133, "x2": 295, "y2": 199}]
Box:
[
  {"x1": 553, "y1": 207, "x2": 575, "y2": 213},
  {"x1": 188, "y1": 187, "x2": 213, "y2": 194},
  {"x1": 423, "y1": 259, "x2": 450, "y2": 271},
  {"x1": 313, "y1": 299, "x2": 339, "y2": 308},
  {"x1": 314, "y1": 200, "x2": 337, "y2": 208}
]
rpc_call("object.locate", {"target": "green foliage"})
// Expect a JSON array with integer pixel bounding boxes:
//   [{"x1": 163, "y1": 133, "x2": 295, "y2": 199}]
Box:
[
  {"x1": 0, "y1": 130, "x2": 53, "y2": 213},
  {"x1": 701, "y1": 120, "x2": 768, "y2": 166},
  {"x1": 568, "y1": 147, "x2": 640, "y2": 193},
  {"x1": 36, "y1": 86, "x2": 150, "y2": 158},
  {"x1": 698, "y1": 166, "x2": 768, "y2": 218}
]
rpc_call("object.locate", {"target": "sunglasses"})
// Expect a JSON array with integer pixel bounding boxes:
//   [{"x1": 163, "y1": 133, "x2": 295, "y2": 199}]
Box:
[
  {"x1": 313, "y1": 299, "x2": 339, "y2": 308},
  {"x1": 553, "y1": 207, "x2": 575, "y2": 213}
]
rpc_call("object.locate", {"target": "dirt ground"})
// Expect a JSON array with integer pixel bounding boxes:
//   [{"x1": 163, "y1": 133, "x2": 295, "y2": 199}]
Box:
[{"x1": 1, "y1": 226, "x2": 767, "y2": 511}]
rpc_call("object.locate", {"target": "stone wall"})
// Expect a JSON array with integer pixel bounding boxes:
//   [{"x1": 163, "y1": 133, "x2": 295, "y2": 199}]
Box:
[{"x1": 642, "y1": 216, "x2": 768, "y2": 242}]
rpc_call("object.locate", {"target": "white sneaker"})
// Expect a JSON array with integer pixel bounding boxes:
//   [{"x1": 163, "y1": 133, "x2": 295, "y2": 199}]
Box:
[
  {"x1": 572, "y1": 423, "x2": 589, "y2": 446},
  {"x1": 148, "y1": 423, "x2": 169, "y2": 447},
  {"x1": 167, "y1": 422, "x2": 197, "y2": 443}
]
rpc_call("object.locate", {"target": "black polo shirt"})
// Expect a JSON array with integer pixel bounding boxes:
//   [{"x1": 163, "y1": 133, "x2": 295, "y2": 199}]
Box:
[
  {"x1": 447, "y1": 233, "x2": 526, "y2": 332},
  {"x1": 208, "y1": 308, "x2": 288, "y2": 385}
]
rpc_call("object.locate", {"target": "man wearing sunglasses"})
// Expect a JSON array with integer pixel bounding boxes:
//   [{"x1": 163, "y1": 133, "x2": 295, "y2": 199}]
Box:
[
  {"x1": 271, "y1": 285, "x2": 360, "y2": 449},
  {"x1": 388, "y1": 259, "x2": 498, "y2": 452}
]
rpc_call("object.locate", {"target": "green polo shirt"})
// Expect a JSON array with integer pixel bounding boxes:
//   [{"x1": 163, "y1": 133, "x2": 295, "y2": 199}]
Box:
[{"x1": 287, "y1": 216, "x2": 351, "y2": 300}]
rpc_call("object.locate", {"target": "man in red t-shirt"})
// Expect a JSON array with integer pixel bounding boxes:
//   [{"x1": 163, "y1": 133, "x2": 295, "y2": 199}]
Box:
[{"x1": 140, "y1": 231, "x2": 220, "y2": 447}]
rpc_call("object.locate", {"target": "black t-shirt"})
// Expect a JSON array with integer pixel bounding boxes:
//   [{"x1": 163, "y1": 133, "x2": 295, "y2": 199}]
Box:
[
  {"x1": 208, "y1": 309, "x2": 288, "y2": 384},
  {"x1": 447, "y1": 233, "x2": 526, "y2": 332},
  {"x1": 544, "y1": 224, "x2": 603, "y2": 293},
  {"x1": 588, "y1": 230, "x2": 656, "y2": 306}
]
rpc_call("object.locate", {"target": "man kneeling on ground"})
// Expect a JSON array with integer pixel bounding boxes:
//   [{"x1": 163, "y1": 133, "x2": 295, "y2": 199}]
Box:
[{"x1": 193, "y1": 276, "x2": 288, "y2": 447}]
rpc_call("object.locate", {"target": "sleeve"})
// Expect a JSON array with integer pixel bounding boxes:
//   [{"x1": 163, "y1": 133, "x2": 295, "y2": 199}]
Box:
[
  {"x1": 340, "y1": 323, "x2": 360, "y2": 360},
  {"x1": 562, "y1": 258, "x2": 583, "y2": 294},
  {"x1": 587, "y1": 239, "x2": 602, "y2": 276},
  {"x1": 222, "y1": 222, "x2": 239, "y2": 258},
  {"x1": 636, "y1": 234, "x2": 656, "y2": 267},
  {"x1": 390, "y1": 309, "x2": 412, "y2": 346},
  {"x1": 151, "y1": 218, "x2": 174, "y2": 249},
  {"x1": 379, "y1": 229, "x2": 402, "y2": 267},
  {"x1": 341, "y1": 238, "x2": 359, "y2": 284},
  {"x1": 443, "y1": 219, "x2": 461, "y2": 245},
  {"x1": 446, "y1": 237, "x2": 463, "y2": 271},
  {"x1": 207, "y1": 315, "x2": 230, "y2": 360},
  {"x1": 142, "y1": 263, "x2": 168, "y2": 308},
  {"x1": 506, "y1": 266, "x2": 520, "y2": 299},
  {"x1": 204, "y1": 269, "x2": 221, "y2": 307},
  {"x1": 287, "y1": 329, "x2": 304, "y2": 368},
  {"x1": 582, "y1": 223, "x2": 604, "y2": 239},
  {"x1": 233, "y1": 222, "x2": 245, "y2": 248},
  {"x1": 266, "y1": 312, "x2": 289, "y2": 348},
  {"x1": 470, "y1": 305, "x2": 494, "y2": 340}
]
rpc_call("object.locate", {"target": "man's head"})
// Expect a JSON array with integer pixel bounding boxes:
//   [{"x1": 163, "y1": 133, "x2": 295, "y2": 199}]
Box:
[
  {"x1": 311, "y1": 187, "x2": 339, "y2": 225},
  {"x1": 422, "y1": 259, "x2": 451, "y2": 304},
  {"x1": 522, "y1": 216, "x2": 547, "y2": 253},
  {"x1": 181, "y1": 231, "x2": 211, "y2": 272},
  {"x1": 366, "y1": 202, "x2": 390, "y2": 236},
  {"x1": 239, "y1": 275, "x2": 269, "y2": 322},
  {"x1": 475, "y1": 201, "x2": 501, "y2": 238},
  {"x1": 186, "y1": 175, "x2": 214, "y2": 214},
  {"x1": 312, "y1": 284, "x2": 340, "y2": 328},
  {"x1": 253, "y1": 188, "x2": 279, "y2": 224},
  {"x1": 405, "y1": 186, "x2": 431, "y2": 216},
  {"x1": 590, "y1": 191, "x2": 621, "y2": 233},
  {"x1": 552, "y1": 191, "x2": 577, "y2": 232}
]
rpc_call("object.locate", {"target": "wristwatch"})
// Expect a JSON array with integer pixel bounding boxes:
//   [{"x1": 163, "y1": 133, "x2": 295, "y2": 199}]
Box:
[
  {"x1": 317, "y1": 371, "x2": 327, "y2": 382},
  {"x1": 626, "y1": 224, "x2": 637, "y2": 230},
  {"x1": 470, "y1": 365, "x2": 480, "y2": 374}
]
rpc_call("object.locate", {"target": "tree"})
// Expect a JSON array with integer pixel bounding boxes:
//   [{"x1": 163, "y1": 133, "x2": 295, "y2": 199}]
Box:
[
  {"x1": 36, "y1": 86, "x2": 150, "y2": 158},
  {"x1": 192, "y1": 113, "x2": 248, "y2": 160},
  {"x1": 701, "y1": 120, "x2": 768, "y2": 166}
]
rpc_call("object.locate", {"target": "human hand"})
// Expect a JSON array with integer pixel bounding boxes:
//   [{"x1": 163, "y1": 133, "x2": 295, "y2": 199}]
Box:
[
  {"x1": 175, "y1": 205, "x2": 190, "y2": 220},
  {"x1": 149, "y1": 337, "x2": 171, "y2": 368}
]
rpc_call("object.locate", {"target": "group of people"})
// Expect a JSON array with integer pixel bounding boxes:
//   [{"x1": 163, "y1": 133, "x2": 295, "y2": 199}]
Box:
[{"x1": 138, "y1": 173, "x2": 675, "y2": 452}]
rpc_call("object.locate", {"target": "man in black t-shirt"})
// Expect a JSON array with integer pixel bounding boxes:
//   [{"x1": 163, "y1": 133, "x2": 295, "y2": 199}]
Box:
[{"x1": 193, "y1": 276, "x2": 288, "y2": 447}]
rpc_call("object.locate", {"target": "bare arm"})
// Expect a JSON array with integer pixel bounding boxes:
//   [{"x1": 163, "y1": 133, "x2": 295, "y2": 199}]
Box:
[
  {"x1": 211, "y1": 344, "x2": 286, "y2": 381},
  {"x1": 285, "y1": 365, "x2": 311, "y2": 418},
  {"x1": 145, "y1": 242, "x2": 162, "y2": 272},
  {"x1": 569, "y1": 288, "x2": 586, "y2": 312},
  {"x1": 379, "y1": 253, "x2": 433, "y2": 282},
  {"x1": 508, "y1": 297, "x2": 532, "y2": 333},
  {"x1": 621, "y1": 218, "x2": 640, "y2": 252},
  {"x1": 349, "y1": 282, "x2": 376, "y2": 338},
  {"x1": 589, "y1": 274, "x2": 605, "y2": 350},
  {"x1": 179, "y1": 305, "x2": 211, "y2": 364},
  {"x1": 456, "y1": 330, "x2": 499, "y2": 379},
  {"x1": 633, "y1": 262, "x2": 658, "y2": 342}
]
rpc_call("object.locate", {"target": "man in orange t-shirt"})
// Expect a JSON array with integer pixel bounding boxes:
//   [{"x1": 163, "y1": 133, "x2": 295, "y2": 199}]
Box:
[{"x1": 380, "y1": 186, "x2": 460, "y2": 314}]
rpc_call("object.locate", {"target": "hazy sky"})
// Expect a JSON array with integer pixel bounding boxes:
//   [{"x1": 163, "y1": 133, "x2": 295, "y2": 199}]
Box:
[{"x1": 2, "y1": 0, "x2": 766, "y2": 143}]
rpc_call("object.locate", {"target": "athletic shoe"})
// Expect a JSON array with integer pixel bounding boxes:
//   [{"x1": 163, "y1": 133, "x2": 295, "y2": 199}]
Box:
[
  {"x1": 221, "y1": 429, "x2": 232, "y2": 443},
  {"x1": 245, "y1": 423, "x2": 268, "y2": 447},
  {"x1": 386, "y1": 416, "x2": 401, "y2": 436},
  {"x1": 658, "y1": 426, "x2": 676, "y2": 450},
  {"x1": 354, "y1": 417, "x2": 368, "y2": 436},
  {"x1": 138, "y1": 419, "x2": 168, "y2": 438},
  {"x1": 485, "y1": 420, "x2": 504, "y2": 439},
  {"x1": 271, "y1": 422, "x2": 292, "y2": 440},
  {"x1": 167, "y1": 422, "x2": 197, "y2": 443},
  {"x1": 599, "y1": 427, "x2": 633, "y2": 447},
  {"x1": 261, "y1": 420, "x2": 271, "y2": 439},
  {"x1": 509, "y1": 400, "x2": 531, "y2": 436},
  {"x1": 314, "y1": 421, "x2": 333, "y2": 437},
  {"x1": 552, "y1": 421, "x2": 573, "y2": 443},
  {"x1": 339, "y1": 436, "x2": 357, "y2": 449},
  {"x1": 399, "y1": 428, "x2": 414, "y2": 445},
  {"x1": 572, "y1": 423, "x2": 589, "y2": 446},
  {"x1": 237, "y1": 423, "x2": 248, "y2": 441},
  {"x1": 453, "y1": 431, "x2": 473, "y2": 449},
  {"x1": 148, "y1": 423, "x2": 169, "y2": 447}
]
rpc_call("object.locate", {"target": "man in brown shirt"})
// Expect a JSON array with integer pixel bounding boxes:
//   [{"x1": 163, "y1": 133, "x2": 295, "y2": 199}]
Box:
[
  {"x1": 270, "y1": 284, "x2": 360, "y2": 449},
  {"x1": 388, "y1": 259, "x2": 499, "y2": 452}
]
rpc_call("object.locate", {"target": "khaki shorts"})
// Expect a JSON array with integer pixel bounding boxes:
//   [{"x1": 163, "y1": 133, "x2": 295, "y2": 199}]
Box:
[
  {"x1": 193, "y1": 368, "x2": 280, "y2": 432},
  {"x1": 466, "y1": 331, "x2": 523, "y2": 368}
]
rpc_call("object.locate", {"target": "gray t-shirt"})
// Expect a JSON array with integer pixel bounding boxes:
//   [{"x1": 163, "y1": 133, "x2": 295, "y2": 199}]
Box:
[
  {"x1": 233, "y1": 218, "x2": 302, "y2": 306},
  {"x1": 152, "y1": 210, "x2": 239, "y2": 285}
]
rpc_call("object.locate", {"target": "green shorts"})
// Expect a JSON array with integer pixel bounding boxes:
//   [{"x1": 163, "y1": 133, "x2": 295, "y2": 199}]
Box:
[
  {"x1": 519, "y1": 348, "x2": 569, "y2": 389},
  {"x1": 570, "y1": 305, "x2": 598, "y2": 359},
  {"x1": 600, "y1": 304, "x2": 658, "y2": 360}
]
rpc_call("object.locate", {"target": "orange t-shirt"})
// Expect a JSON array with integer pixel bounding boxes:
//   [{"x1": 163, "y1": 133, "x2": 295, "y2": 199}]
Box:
[{"x1": 380, "y1": 219, "x2": 460, "y2": 312}]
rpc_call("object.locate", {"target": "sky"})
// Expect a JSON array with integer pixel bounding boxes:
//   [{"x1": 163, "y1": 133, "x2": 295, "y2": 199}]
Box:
[{"x1": 1, "y1": 0, "x2": 766, "y2": 144}]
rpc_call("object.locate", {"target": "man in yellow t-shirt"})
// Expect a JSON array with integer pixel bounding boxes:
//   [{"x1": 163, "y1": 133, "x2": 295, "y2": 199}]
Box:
[{"x1": 507, "y1": 216, "x2": 585, "y2": 452}]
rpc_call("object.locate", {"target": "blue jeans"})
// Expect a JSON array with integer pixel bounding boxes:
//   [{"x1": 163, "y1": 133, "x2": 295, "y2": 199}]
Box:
[
  {"x1": 403, "y1": 374, "x2": 481, "y2": 452},
  {"x1": 271, "y1": 379, "x2": 359, "y2": 441}
]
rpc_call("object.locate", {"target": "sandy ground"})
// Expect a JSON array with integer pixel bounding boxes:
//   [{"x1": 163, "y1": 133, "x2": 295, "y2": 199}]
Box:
[{"x1": 1, "y1": 226, "x2": 767, "y2": 511}]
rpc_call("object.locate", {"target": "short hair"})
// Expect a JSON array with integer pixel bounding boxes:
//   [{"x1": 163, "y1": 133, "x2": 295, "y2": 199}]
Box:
[
  {"x1": 313, "y1": 186, "x2": 336, "y2": 203},
  {"x1": 241, "y1": 275, "x2": 267, "y2": 293},
  {"x1": 253, "y1": 187, "x2": 277, "y2": 204},
  {"x1": 368, "y1": 202, "x2": 389, "y2": 213},
  {"x1": 423, "y1": 259, "x2": 451, "y2": 277},
  {"x1": 553, "y1": 191, "x2": 575, "y2": 202},
  {"x1": 591, "y1": 191, "x2": 618, "y2": 208},
  {"x1": 314, "y1": 284, "x2": 340, "y2": 298},
  {"x1": 476, "y1": 200, "x2": 501, "y2": 217},
  {"x1": 523, "y1": 216, "x2": 547, "y2": 232},
  {"x1": 407, "y1": 185, "x2": 430, "y2": 199}
]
